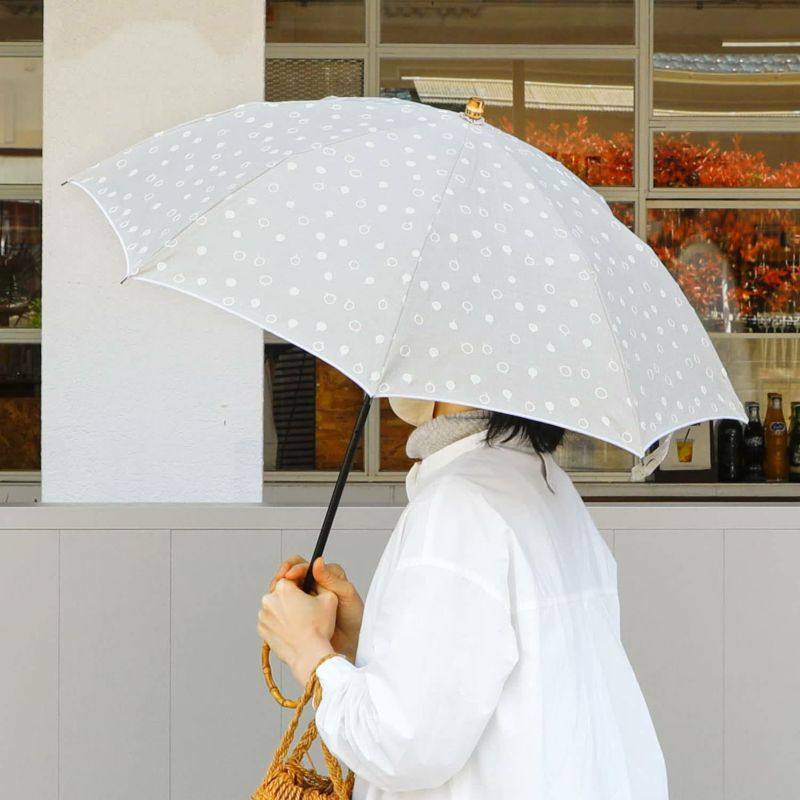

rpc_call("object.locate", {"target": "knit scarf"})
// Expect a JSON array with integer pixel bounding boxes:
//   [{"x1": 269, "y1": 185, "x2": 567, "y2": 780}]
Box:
[{"x1": 406, "y1": 410, "x2": 491, "y2": 460}]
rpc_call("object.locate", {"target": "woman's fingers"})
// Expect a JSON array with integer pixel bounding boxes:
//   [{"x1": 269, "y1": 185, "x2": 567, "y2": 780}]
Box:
[
  {"x1": 268, "y1": 556, "x2": 350, "y2": 594},
  {"x1": 268, "y1": 554, "x2": 307, "y2": 592}
]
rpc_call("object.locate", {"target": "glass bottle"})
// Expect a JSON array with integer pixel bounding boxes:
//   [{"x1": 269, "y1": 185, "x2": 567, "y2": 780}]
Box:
[
  {"x1": 742, "y1": 401, "x2": 765, "y2": 482},
  {"x1": 789, "y1": 403, "x2": 800, "y2": 483},
  {"x1": 717, "y1": 417, "x2": 744, "y2": 482},
  {"x1": 764, "y1": 393, "x2": 789, "y2": 482}
]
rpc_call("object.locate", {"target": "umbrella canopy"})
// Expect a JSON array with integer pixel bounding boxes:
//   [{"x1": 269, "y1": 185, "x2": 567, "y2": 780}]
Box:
[{"x1": 66, "y1": 95, "x2": 745, "y2": 460}]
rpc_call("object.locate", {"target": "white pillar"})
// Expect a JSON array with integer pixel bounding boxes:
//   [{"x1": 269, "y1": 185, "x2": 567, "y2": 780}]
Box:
[{"x1": 42, "y1": 1, "x2": 266, "y2": 501}]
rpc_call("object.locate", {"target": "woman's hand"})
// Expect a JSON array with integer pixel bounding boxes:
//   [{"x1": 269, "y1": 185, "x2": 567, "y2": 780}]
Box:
[
  {"x1": 269, "y1": 555, "x2": 365, "y2": 664},
  {"x1": 257, "y1": 578, "x2": 337, "y2": 686}
]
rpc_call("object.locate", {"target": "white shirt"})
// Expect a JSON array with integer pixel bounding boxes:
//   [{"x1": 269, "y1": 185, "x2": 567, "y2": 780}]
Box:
[{"x1": 315, "y1": 431, "x2": 669, "y2": 799}]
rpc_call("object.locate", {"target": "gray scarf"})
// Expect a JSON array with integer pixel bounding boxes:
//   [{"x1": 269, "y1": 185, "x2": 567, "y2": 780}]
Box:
[{"x1": 406, "y1": 410, "x2": 491, "y2": 460}]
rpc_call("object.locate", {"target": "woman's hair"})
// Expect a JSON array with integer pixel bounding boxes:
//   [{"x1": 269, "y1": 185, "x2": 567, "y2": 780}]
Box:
[{"x1": 484, "y1": 410, "x2": 566, "y2": 454}]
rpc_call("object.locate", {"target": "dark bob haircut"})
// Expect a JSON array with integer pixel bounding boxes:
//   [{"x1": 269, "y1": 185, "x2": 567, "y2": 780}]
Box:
[{"x1": 484, "y1": 410, "x2": 566, "y2": 455}]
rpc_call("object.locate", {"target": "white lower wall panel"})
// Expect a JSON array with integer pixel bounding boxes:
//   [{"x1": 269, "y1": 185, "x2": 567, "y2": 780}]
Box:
[
  {"x1": 724, "y1": 531, "x2": 800, "y2": 800},
  {"x1": 0, "y1": 505, "x2": 798, "y2": 800},
  {"x1": 59, "y1": 530, "x2": 170, "y2": 800},
  {"x1": 615, "y1": 530, "x2": 724, "y2": 800},
  {"x1": 171, "y1": 529, "x2": 283, "y2": 800},
  {"x1": 0, "y1": 531, "x2": 58, "y2": 800}
]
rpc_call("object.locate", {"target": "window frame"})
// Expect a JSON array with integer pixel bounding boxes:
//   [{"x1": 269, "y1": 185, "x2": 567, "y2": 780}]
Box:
[{"x1": 263, "y1": 0, "x2": 800, "y2": 486}]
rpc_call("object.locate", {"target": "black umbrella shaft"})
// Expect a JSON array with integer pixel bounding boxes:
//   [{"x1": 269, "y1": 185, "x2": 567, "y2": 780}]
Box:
[{"x1": 302, "y1": 391, "x2": 373, "y2": 594}]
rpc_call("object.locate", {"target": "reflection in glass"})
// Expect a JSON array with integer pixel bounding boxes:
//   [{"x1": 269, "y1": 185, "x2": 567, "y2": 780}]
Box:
[
  {"x1": 654, "y1": 132, "x2": 800, "y2": 189},
  {"x1": 380, "y1": 59, "x2": 634, "y2": 186},
  {"x1": 265, "y1": 58, "x2": 365, "y2": 101},
  {"x1": 608, "y1": 202, "x2": 635, "y2": 231},
  {"x1": 0, "y1": 1, "x2": 42, "y2": 41},
  {"x1": 266, "y1": 0, "x2": 364, "y2": 43},
  {"x1": 0, "y1": 343, "x2": 40, "y2": 471},
  {"x1": 0, "y1": 56, "x2": 43, "y2": 156},
  {"x1": 711, "y1": 336, "x2": 800, "y2": 433},
  {"x1": 264, "y1": 344, "x2": 364, "y2": 472},
  {"x1": 382, "y1": 0, "x2": 633, "y2": 45},
  {"x1": 0, "y1": 200, "x2": 41, "y2": 329},
  {"x1": 654, "y1": 0, "x2": 800, "y2": 116},
  {"x1": 647, "y1": 208, "x2": 800, "y2": 333}
]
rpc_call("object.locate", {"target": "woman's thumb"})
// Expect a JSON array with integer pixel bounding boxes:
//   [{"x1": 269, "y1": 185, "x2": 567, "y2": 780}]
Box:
[{"x1": 314, "y1": 557, "x2": 346, "y2": 592}]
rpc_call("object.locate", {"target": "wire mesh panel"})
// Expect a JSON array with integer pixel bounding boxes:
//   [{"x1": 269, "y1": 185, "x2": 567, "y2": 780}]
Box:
[{"x1": 265, "y1": 58, "x2": 365, "y2": 101}]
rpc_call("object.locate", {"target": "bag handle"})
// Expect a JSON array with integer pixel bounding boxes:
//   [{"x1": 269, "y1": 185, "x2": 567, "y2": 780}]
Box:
[
  {"x1": 261, "y1": 639, "x2": 300, "y2": 708},
  {"x1": 260, "y1": 640, "x2": 354, "y2": 799}
]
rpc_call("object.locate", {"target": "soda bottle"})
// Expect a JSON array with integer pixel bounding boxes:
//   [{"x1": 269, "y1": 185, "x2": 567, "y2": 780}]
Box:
[
  {"x1": 764, "y1": 393, "x2": 789, "y2": 482},
  {"x1": 717, "y1": 417, "x2": 744, "y2": 482},
  {"x1": 789, "y1": 402, "x2": 800, "y2": 483},
  {"x1": 742, "y1": 401, "x2": 765, "y2": 482}
]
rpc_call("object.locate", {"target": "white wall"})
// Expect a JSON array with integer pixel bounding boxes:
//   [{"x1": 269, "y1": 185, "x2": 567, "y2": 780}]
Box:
[
  {"x1": 1, "y1": 503, "x2": 799, "y2": 800},
  {"x1": 42, "y1": 0, "x2": 266, "y2": 502}
]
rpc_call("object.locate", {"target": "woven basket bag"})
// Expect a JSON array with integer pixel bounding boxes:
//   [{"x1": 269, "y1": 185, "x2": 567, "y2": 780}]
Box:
[{"x1": 251, "y1": 640, "x2": 355, "y2": 800}]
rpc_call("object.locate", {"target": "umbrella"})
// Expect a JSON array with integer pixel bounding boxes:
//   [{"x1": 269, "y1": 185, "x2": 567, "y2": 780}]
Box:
[{"x1": 64, "y1": 95, "x2": 745, "y2": 591}]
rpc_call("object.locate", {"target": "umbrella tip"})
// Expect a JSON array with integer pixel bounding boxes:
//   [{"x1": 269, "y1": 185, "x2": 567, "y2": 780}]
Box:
[{"x1": 464, "y1": 97, "x2": 485, "y2": 122}]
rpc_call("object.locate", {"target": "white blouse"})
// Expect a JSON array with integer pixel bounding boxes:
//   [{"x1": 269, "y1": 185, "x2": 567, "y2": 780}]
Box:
[{"x1": 315, "y1": 431, "x2": 669, "y2": 799}]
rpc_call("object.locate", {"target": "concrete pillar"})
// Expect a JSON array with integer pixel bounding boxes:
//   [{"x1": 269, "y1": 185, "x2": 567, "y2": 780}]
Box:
[{"x1": 42, "y1": 1, "x2": 266, "y2": 501}]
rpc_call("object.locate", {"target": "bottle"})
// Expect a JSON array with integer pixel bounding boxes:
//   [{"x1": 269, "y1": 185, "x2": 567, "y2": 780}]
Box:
[
  {"x1": 717, "y1": 417, "x2": 744, "y2": 481},
  {"x1": 742, "y1": 401, "x2": 765, "y2": 482},
  {"x1": 789, "y1": 403, "x2": 800, "y2": 483},
  {"x1": 764, "y1": 392, "x2": 789, "y2": 482}
]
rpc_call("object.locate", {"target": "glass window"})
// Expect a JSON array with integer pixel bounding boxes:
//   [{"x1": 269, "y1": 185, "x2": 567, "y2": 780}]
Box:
[
  {"x1": 380, "y1": 58, "x2": 634, "y2": 186},
  {"x1": 382, "y1": 0, "x2": 634, "y2": 46},
  {"x1": 265, "y1": 58, "x2": 365, "y2": 101},
  {"x1": 0, "y1": 342, "x2": 39, "y2": 470},
  {"x1": 0, "y1": 199, "x2": 41, "y2": 329},
  {"x1": 654, "y1": 0, "x2": 800, "y2": 116},
  {"x1": 0, "y1": 56, "x2": 43, "y2": 169},
  {"x1": 711, "y1": 336, "x2": 800, "y2": 431},
  {"x1": 646, "y1": 207, "x2": 800, "y2": 333},
  {"x1": 609, "y1": 201, "x2": 635, "y2": 230},
  {"x1": 654, "y1": 131, "x2": 800, "y2": 189},
  {"x1": 266, "y1": 0, "x2": 364, "y2": 43},
  {"x1": 264, "y1": 344, "x2": 365, "y2": 472},
  {"x1": 0, "y1": 1, "x2": 42, "y2": 41}
]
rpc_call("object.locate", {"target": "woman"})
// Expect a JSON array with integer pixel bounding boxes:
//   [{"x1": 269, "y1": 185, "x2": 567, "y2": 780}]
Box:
[{"x1": 258, "y1": 398, "x2": 669, "y2": 799}]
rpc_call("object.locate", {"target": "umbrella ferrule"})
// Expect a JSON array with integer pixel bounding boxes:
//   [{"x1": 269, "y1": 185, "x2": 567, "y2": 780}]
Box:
[{"x1": 464, "y1": 97, "x2": 485, "y2": 122}]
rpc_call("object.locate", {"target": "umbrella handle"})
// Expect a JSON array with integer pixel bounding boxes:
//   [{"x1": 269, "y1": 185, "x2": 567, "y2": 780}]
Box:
[{"x1": 301, "y1": 391, "x2": 373, "y2": 594}]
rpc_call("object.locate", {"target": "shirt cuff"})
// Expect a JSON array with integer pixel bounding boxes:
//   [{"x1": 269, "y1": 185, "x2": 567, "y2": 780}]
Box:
[{"x1": 313, "y1": 653, "x2": 357, "y2": 710}]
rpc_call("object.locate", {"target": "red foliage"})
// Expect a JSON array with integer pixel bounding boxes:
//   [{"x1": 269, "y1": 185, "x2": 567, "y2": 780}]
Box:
[{"x1": 495, "y1": 115, "x2": 800, "y2": 330}]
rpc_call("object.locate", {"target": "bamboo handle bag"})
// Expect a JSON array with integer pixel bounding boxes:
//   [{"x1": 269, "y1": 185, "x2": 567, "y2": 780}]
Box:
[{"x1": 251, "y1": 640, "x2": 355, "y2": 800}]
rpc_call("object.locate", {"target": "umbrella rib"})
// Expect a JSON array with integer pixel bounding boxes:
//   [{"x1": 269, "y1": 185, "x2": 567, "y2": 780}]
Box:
[
  {"x1": 508, "y1": 147, "x2": 644, "y2": 452},
  {"x1": 373, "y1": 122, "x2": 472, "y2": 391}
]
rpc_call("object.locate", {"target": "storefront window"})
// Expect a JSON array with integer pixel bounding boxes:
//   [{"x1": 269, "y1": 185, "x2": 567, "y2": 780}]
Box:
[
  {"x1": 263, "y1": 0, "x2": 800, "y2": 489},
  {"x1": 654, "y1": 0, "x2": 800, "y2": 116},
  {"x1": 0, "y1": 1, "x2": 42, "y2": 41},
  {"x1": 266, "y1": 0, "x2": 364, "y2": 43},
  {"x1": 0, "y1": 55, "x2": 42, "y2": 185},
  {"x1": 647, "y1": 207, "x2": 800, "y2": 333},
  {"x1": 380, "y1": 58, "x2": 634, "y2": 187},
  {"x1": 381, "y1": 0, "x2": 634, "y2": 46},
  {"x1": 265, "y1": 58, "x2": 365, "y2": 102},
  {"x1": 654, "y1": 132, "x2": 800, "y2": 189},
  {"x1": 0, "y1": 342, "x2": 39, "y2": 470},
  {"x1": 264, "y1": 343, "x2": 365, "y2": 472},
  {"x1": 0, "y1": 200, "x2": 40, "y2": 329}
]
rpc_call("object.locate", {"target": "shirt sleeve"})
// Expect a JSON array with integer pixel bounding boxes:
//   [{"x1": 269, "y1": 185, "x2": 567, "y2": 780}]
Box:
[{"x1": 313, "y1": 478, "x2": 520, "y2": 793}]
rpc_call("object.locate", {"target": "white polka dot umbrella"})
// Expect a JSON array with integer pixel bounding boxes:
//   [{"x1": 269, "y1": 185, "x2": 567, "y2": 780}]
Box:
[{"x1": 65, "y1": 96, "x2": 744, "y2": 582}]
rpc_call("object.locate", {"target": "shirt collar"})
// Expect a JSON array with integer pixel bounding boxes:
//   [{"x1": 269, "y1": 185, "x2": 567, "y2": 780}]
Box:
[{"x1": 405, "y1": 430, "x2": 556, "y2": 500}]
